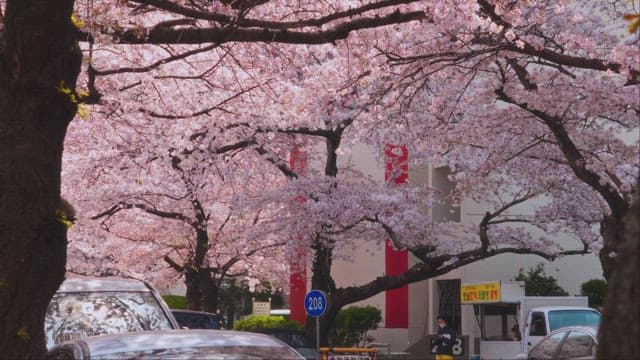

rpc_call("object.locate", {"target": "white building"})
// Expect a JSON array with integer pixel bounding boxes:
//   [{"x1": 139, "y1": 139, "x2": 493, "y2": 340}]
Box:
[{"x1": 325, "y1": 144, "x2": 603, "y2": 355}]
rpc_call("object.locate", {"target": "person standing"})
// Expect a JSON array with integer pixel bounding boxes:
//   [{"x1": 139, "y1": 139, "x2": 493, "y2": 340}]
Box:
[{"x1": 434, "y1": 315, "x2": 456, "y2": 360}]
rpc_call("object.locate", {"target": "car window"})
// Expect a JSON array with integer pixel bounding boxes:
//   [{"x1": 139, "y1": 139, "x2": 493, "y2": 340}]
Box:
[
  {"x1": 530, "y1": 312, "x2": 547, "y2": 337},
  {"x1": 45, "y1": 291, "x2": 174, "y2": 348},
  {"x1": 557, "y1": 331, "x2": 595, "y2": 360},
  {"x1": 529, "y1": 331, "x2": 567, "y2": 359},
  {"x1": 173, "y1": 312, "x2": 219, "y2": 329},
  {"x1": 548, "y1": 310, "x2": 600, "y2": 332}
]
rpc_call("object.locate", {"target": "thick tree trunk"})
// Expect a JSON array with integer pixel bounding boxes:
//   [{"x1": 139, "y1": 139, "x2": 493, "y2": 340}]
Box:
[
  {"x1": 597, "y1": 184, "x2": 640, "y2": 359},
  {"x1": 598, "y1": 214, "x2": 627, "y2": 280},
  {"x1": 0, "y1": 0, "x2": 80, "y2": 357},
  {"x1": 306, "y1": 243, "x2": 340, "y2": 346},
  {"x1": 201, "y1": 273, "x2": 219, "y2": 313},
  {"x1": 185, "y1": 270, "x2": 203, "y2": 311},
  {"x1": 184, "y1": 268, "x2": 219, "y2": 313}
]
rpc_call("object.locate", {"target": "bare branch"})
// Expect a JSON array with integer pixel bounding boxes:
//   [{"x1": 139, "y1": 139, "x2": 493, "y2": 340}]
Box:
[
  {"x1": 91, "y1": 201, "x2": 192, "y2": 224},
  {"x1": 93, "y1": 44, "x2": 220, "y2": 76},
  {"x1": 130, "y1": 0, "x2": 425, "y2": 30},
  {"x1": 112, "y1": 10, "x2": 426, "y2": 45}
]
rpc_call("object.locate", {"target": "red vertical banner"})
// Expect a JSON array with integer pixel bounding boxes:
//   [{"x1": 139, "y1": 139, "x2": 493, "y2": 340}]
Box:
[
  {"x1": 289, "y1": 145, "x2": 307, "y2": 325},
  {"x1": 384, "y1": 144, "x2": 409, "y2": 328}
]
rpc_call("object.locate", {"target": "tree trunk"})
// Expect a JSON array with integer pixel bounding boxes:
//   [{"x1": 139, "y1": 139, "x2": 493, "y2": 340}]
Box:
[
  {"x1": 185, "y1": 269, "x2": 203, "y2": 311},
  {"x1": 599, "y1": 214, "x2": 627, "y2": 280},
  {"x1": 597, "y1": 184, "x2": 640, "y2": 359},
  {"x1": 305, "y1": 243, "x2": 340, "y2": 346},
  {"x1": 201, "y1": 272, "x2": 219, "y2": 313},
  {"x1": 184, "y1": 268, "x2": 219, "y2": 313},
  {"x1": 0, "y1": 0, "x2": 80, "y2": 357}
]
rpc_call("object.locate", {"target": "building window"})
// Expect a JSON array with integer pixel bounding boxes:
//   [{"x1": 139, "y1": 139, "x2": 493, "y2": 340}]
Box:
[{"x1": 432, "y1": 166, "x2": 460, "y2": 223}]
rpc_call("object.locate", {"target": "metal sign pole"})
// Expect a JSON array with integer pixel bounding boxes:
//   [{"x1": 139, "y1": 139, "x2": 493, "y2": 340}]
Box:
[
  {"x1": 304, "y1": 290, "x2": 328, "y2": 360},
  {"x1": 316, "y1": 316, "x2": 320, "y2": 354}
]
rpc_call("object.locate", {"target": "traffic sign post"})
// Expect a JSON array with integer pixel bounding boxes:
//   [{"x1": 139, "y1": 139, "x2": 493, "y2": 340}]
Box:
[{"x1": 304, "y1": 290, "x2": 328, "y2": 354}]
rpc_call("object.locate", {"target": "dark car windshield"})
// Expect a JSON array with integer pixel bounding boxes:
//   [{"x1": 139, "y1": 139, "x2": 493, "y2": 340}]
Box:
[
  {"x1": 45, "y1": 291, "x2": 174, "y2": 348},
  {"x1": 256, "y1": 330, "x2": 312, "y2": 349},
  {"x1": 548, "y1": 310, "x2": 600, "y2": 332},
  {"x1": 92, "y1": 346, "x2": 301, "y2": 359},
  {"x1": 173, "y1": 312, "x2": 219, "y2": 329}
]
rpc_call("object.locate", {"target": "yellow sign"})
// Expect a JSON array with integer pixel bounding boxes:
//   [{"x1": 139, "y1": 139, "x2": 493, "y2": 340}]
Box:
[{"x1": 461, "y1": 282, "x2": 501, "y2": 303}]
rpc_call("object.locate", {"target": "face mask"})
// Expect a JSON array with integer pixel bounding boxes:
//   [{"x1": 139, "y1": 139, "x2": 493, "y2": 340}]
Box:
[{"x1": 438, "y1": 323, "x2": 445, "y2": 328}]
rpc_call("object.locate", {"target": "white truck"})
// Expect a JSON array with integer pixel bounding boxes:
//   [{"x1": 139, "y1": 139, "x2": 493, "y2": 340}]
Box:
[{"x1": 461, "y1": 281, "x2": 600, "y2": 360}]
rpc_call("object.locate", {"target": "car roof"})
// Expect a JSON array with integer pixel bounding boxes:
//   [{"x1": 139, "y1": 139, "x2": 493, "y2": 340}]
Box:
[
  {"x1": 550, "y1": 326, "x2": 599, "y2": 337},
  {"x1": 529, "y1": 326, "x2": 599, "y2": 355},
  {"x1": 530, "y1": 306, "x2": 600, "y2": 312},
  {"x1": 171, "y1": 309, "x2": 217, "y2": 316},
  {"x1": 70, "y1": 330, "x2": 291, "y2": 356},
  {"x1": 57, "y1": 276, "x2": 151, "y2": 293}
]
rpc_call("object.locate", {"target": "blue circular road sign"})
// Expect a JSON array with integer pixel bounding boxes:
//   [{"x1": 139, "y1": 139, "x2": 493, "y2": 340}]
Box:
[{"x1": 304, "y1": 290, "x2": 328, "y2": 317}]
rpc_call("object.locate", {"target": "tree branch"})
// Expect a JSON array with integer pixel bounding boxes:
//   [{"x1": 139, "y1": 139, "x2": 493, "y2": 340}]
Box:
[
  {"x1": 91, "y1": 201, "x2": 192, "y2": 224},
  {"x1": 476, "y1": 0, "x2": 638, "y2": 82},
  {"x1": 93, "y1": 43, "x2": 220, "y2": 76},
  {"x1": 129, "y1": 0, "x2": 425, "y2": 30},
  {"x1": 112, "y1": 10, "x2": 426, "y2": 45},
  {"x1": 164, "y1": 254, "x2": 184, "y2": 272},
  {"x1": 334, "y1": 242, "x2": 589, "y2": 307},
  {"x1": 494, "y1": 87, "x2": 629, "y2": 217}
]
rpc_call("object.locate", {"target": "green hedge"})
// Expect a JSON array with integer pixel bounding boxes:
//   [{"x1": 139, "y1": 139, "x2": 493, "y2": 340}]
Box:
[
  {"x1": 233, "y1": 315, "x2": 303, "y2": 331},
  {"x1": 162, "y1": 295, "x2": 188, "y2": 310}
]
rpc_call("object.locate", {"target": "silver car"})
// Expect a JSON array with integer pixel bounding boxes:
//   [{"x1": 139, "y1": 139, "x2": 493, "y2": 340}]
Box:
[
  {"x1": 45, "y1": 276, "x2": 179, "y2": 349},
  {"x1": 528, "y1": 326, "x2": 598, "y2": 360},
  {"x1": 46, "y1": 329, "x2": 305, "y2": 359}
]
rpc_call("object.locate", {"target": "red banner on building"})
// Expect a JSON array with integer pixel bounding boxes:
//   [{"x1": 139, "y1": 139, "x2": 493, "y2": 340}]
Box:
[
  {"x1": 289, "y1": 145, "x2": 308, "y2": 325},
  {"x1": 384, "y1": 144, "x2": 409, "y2": 328}
]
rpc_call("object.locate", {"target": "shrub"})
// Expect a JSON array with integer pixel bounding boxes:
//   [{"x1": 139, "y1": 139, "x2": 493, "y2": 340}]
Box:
[
  {"x1": 162, "y1": 295, "x2": 188, "y2": 310},
  {"x1": 513, "y1": 263, "x2": 569, "y2": 296},
  {"x1": 580, "y1": 279, "x2": 607, "y2": 308},
  {"x1": 233, "y1": 315, "x2": 303, "y2": 331},
  {"x1": 329, "y1": 306, "x2": 382, "y2": 347}
]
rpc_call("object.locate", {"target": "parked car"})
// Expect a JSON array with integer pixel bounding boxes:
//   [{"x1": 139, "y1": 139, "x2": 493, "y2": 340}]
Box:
[
  {"x1": 528, "y1": 326, "x2": 598, "y2": 360},
  {"x1": 171, "y1": 309, "x2": 220, "y2": 329},
  {"x1": 45, "y1": 276, "x2": 179, "y2": 349},
  {"x1": 250, "y1": 328, "x2": 317, "y2": 360},
  {"x1": 46, "y1": 329, "x2": 305, "y2": 359}
]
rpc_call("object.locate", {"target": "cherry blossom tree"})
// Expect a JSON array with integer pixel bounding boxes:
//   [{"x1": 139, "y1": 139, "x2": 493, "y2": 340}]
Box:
[
  {"x1": 62, "y1": 118, "x2": 289, "y2": 312},
  {"x1": 365, "y1": 0, "x2": 639, "y2": 279},
  {"x1": 210, "y1": 0, "x2": 640, "y2": 342},
  {"x1": 66, "y1": 0, "x2": 638, "y2": 345},
  {"x1": 0, "y1": 0, "x2": 430, "y2": 356},
  {"x1": 2, "y1": 0, "x2": 637, "y2": 356}
]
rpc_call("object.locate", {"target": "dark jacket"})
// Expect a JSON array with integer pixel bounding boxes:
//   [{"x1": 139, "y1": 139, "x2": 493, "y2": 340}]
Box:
[{"x1": 434, "y1": 325, "x2": 456, "y2": 355}]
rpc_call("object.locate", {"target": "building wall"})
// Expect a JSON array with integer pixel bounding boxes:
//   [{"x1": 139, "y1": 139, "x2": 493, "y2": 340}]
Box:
[{"x1": 461, "y1": 194, "x2": 603, "y2": 296}]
